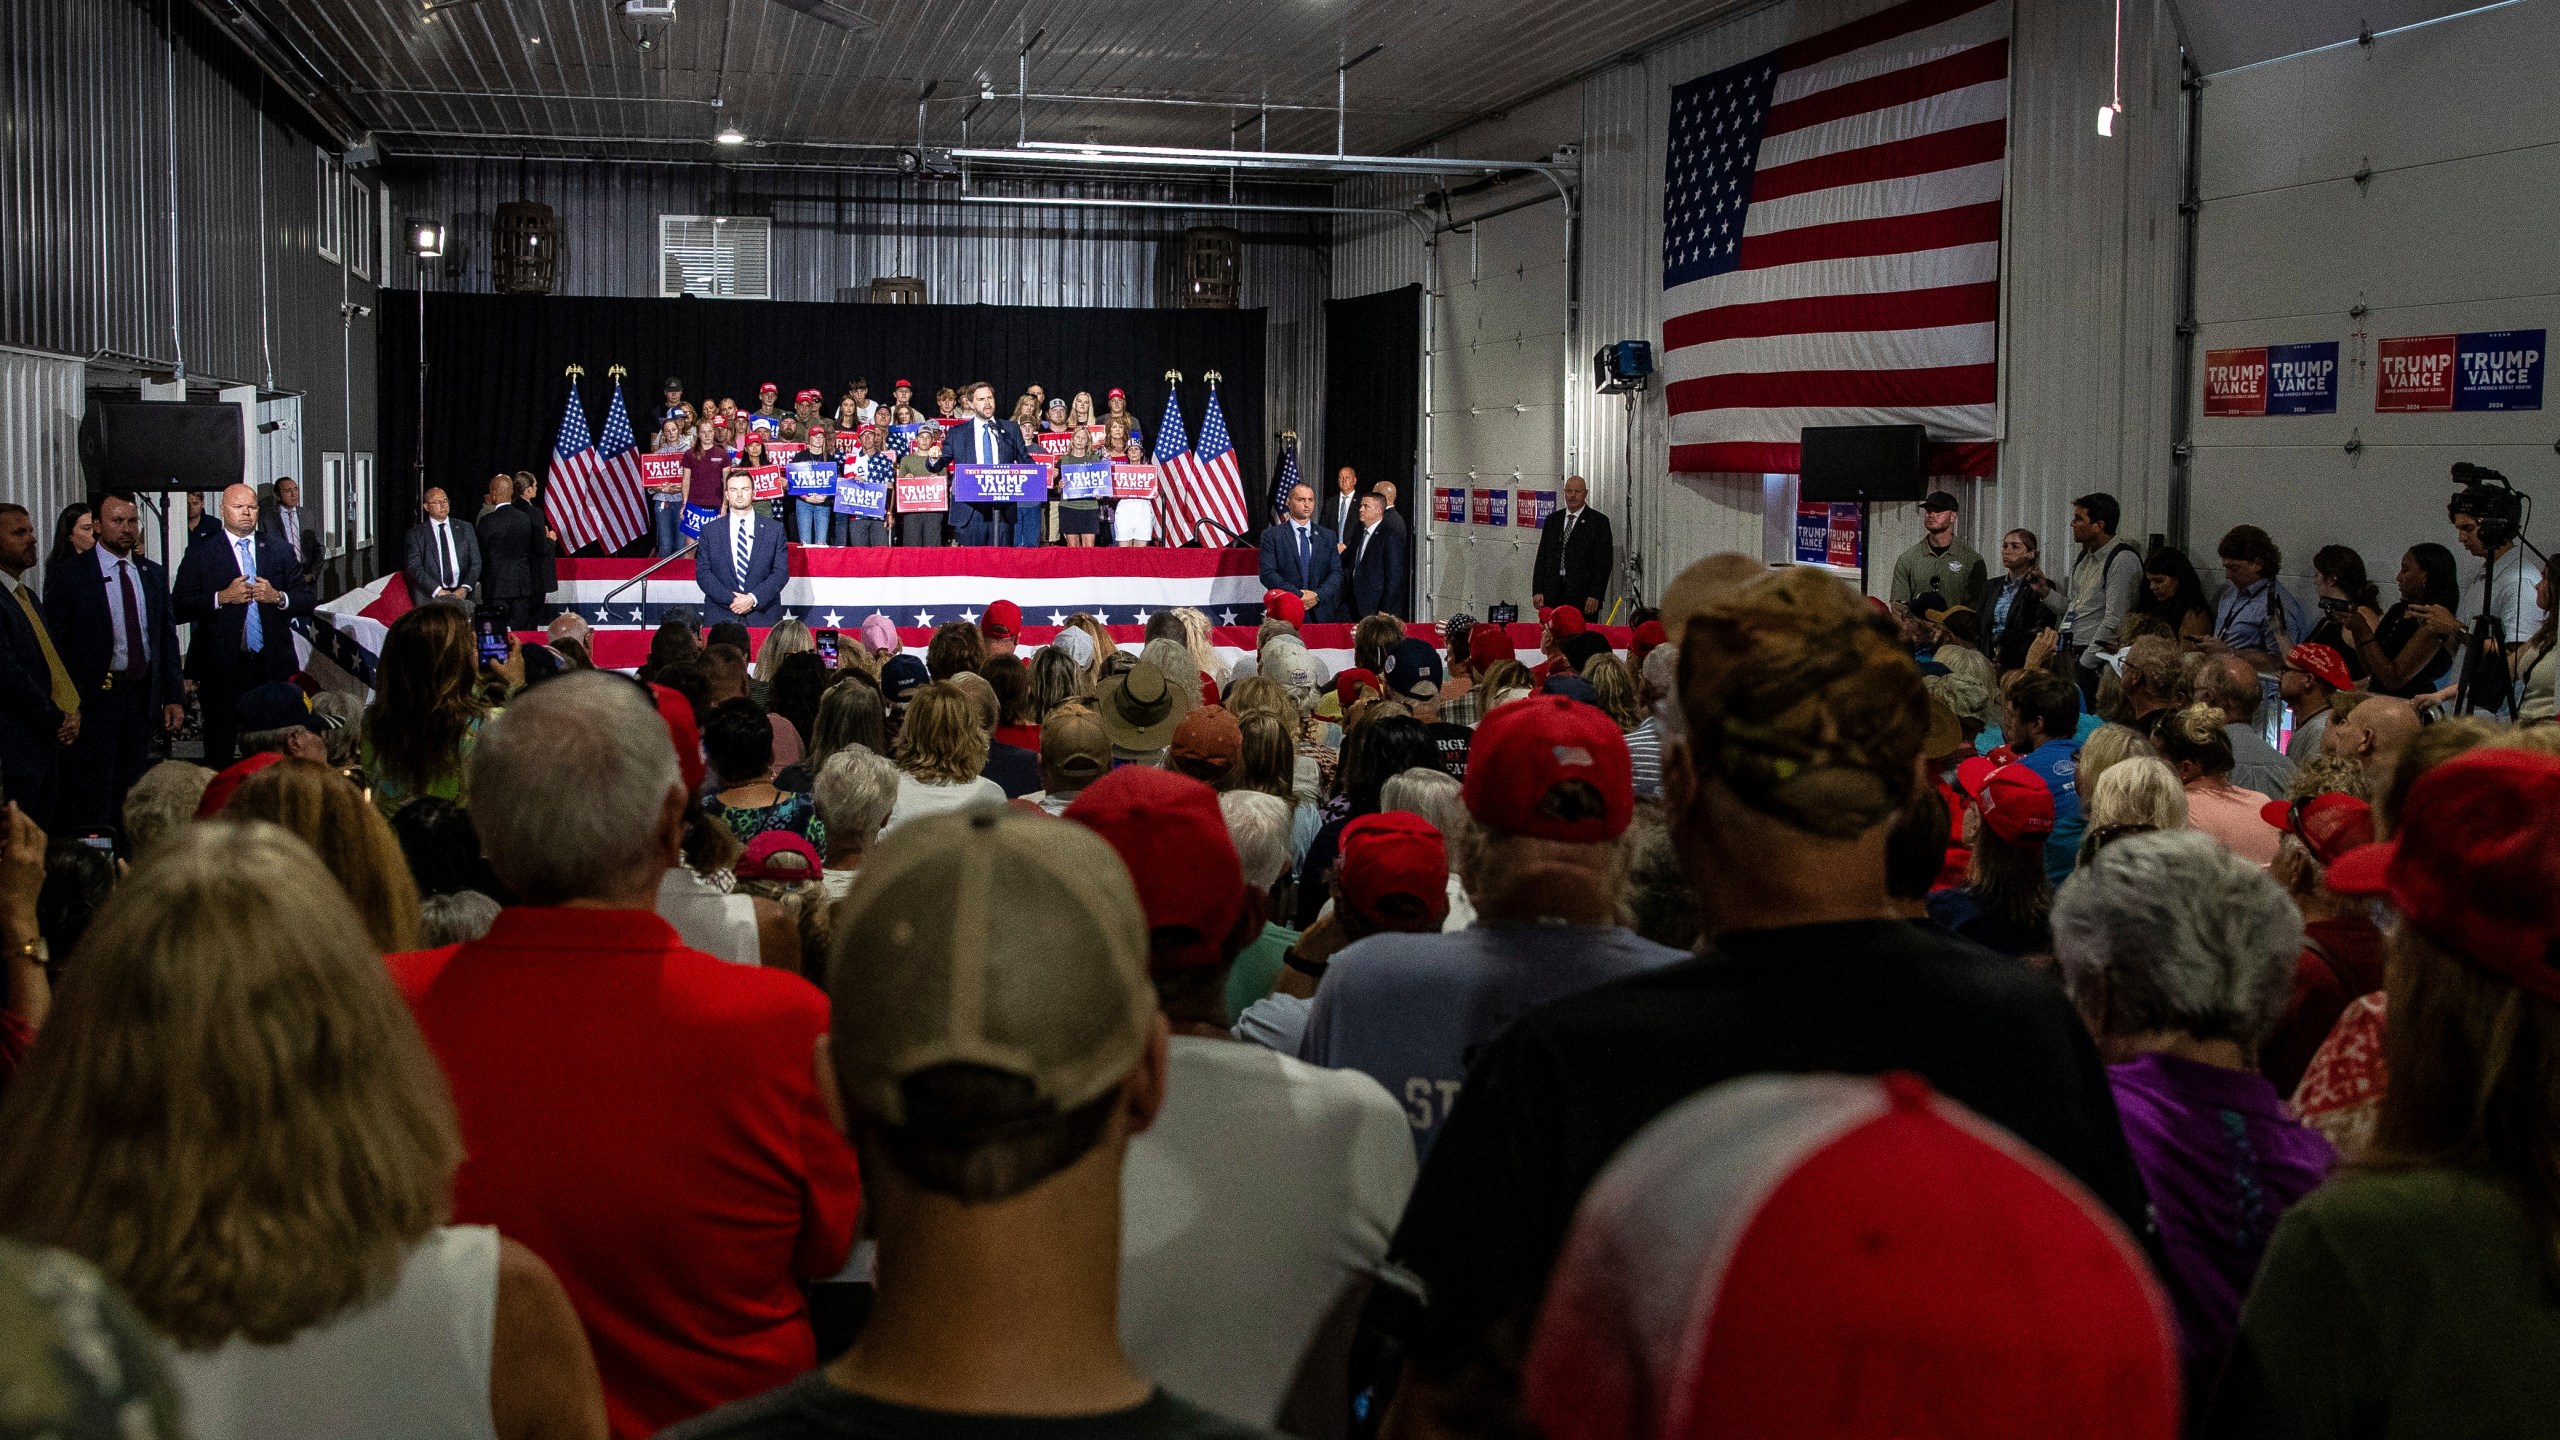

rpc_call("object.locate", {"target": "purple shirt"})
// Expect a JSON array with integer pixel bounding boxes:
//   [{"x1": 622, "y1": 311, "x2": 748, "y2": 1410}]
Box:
[{"x1": 2109, "y1": 1051, "x2": 2336, "y2": 1380}]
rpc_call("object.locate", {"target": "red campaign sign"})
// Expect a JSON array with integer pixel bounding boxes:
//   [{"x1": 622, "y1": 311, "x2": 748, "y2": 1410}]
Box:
[
  {"x1": 894, "y1": 471, "x2": 949, "y2": 513},
  {"x1": 2376, "y1": 334, "x2": 2457, "y2": 412},
  {"x1": 638, "y1": 455, "x2": 686, "y2": 490},
  {"x1": 934, "y1": 415, "x2": 970, "y2": 430},
  {"x1": 1110, "y1": 463, "x2": 1160, "y2": 500},
  {"x1": 1435, "y1": 487, "x2": 1467, "y2": 524},
  {"x1": 765, "y1": 441, "x2": 806, "y2": 465},
  {"x1": 1468, "y1": 489, "x2": 1492, "y2": 525},
  {"x1": 742, "y1": 464, "x2": 786, "y2": 502},
  {"x1": 2203, "y1": 347, "x2": 2268, "y2": 417},
  {"x1": 1036, "y1": 431, "x2": 1076, "y2": 457}
]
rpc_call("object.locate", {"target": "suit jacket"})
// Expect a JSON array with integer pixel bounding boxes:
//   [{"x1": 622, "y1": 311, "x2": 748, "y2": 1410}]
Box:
[
  {"x1": 696, "y1": 512, "x2": 791, "y2": 628},
  {"x1": 44, "y1": 550, "x2": 182, "y2": 712},
  {"x1": 1325, "y1": 489, "x2": 1361, "y2": 540},
  {"x1": 518, "y1": 497, "x2": 559, "y2": 595},
  {"x1": 403, "y1": 518, "x2": 484, "y2": 608},
  {"x1": 476, "y1": 504, "x2": 540, "y2": 604},
  {"x1": 172, "y1": 527, "x2": 313, "y2": 689},
  {"x1": 259, "y1": 507, "x2": 321, "y2": 574},
  {"x1": 1345, "y1": 519, "x2": 1406, "y2": 621},
  {"x1": 0, "y1": 579, "x2": 66, "y2": 781},
  {"x1": 950, "y1": 416, "x2": 1032, "y2": 472},
  {"x1": 1257, "y1": 521, "x2": 1343, "y2": 615},
  {"x1": 1533, "y1": 505, "x2": 1614, "y2": 609}
]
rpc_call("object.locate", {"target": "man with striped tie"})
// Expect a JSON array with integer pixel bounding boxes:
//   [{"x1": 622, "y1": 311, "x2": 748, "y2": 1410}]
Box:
[
  {"x1": 694, "y1": 471, "x2": 790, "y2": 629},
  {"x1": 48, "y1": 492, "x2": 183, "y2": 830},
  {"x1": 175, "y1": 482, "x2": 314, "y2": 767}
]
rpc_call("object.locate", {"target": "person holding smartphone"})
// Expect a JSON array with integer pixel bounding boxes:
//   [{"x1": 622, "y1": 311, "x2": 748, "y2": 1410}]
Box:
[{"x1": 1983, "y1": 528, "x2": 2059, "y2": 674}]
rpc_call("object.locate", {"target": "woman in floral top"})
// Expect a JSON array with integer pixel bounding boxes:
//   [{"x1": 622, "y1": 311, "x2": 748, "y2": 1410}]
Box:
[{"x1": 701, "y1": 699, "x2": 825, "y2": 854}]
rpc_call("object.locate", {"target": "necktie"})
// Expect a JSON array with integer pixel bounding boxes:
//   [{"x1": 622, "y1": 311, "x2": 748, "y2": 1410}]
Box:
[
  {"x1": 733, "y1": 515, "x2": 751, "y2": 588},
  {"x1": 283, "y1": 508, "x2": 300, "y2": 560},
  {"x1": 437, "y1": 523, "x2": 457, "y2": 589},
  {"x1": 1297, "y1": 526, "x2": 1310, "y2": 581},
  {"x1": 237, "y1": 537, "x2": 263, "y2": 652},
  {"x1": 115, "y1": 562, "x2": 147, "y2": 677},
  {"x1": 13, "y1": 585, "x2": 76, "y2": 713}
]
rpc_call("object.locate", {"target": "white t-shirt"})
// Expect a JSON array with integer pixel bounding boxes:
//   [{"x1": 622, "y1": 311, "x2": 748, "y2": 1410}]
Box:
[
  {"x1": 655, "y1": 867, "x2": 760, "y2": 965},
  {"x1": 2460, "y1": 546, "x2": 2548, "y2": 652},
  {"x1": 165, "y1": 1225, "x2": 499, "y2": 1440},
  {"x1": 1120, "y1": 1037, "x2": 1415, "y2": 1427},
  {"x1": 883, "y1": 773, "x2": 1005, "y2": 833}
]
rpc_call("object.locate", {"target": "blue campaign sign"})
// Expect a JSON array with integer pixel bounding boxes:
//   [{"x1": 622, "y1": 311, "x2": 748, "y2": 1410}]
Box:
[
  {"x1": 2263, "y1": 341, "x2": 2339, "y2": 416},
  {"x1": 834, "y1": 476, "x2": 891, "y2": 518},
  {"x1": 786, "y1": 460, "x2": 840, "y2": 497},
  {"x1": 1058, "y1": 460, "x2": 1114, "y2": 501},
  {"x1": 951, "y1": 463, "x2": 1050, "y2": 504},
  {"x1": 2454, "y1": 329, "x2": 2544, "y2": 411},
  {"x1": 680, "y1": 503, "x2": 719, "y2": 539}
]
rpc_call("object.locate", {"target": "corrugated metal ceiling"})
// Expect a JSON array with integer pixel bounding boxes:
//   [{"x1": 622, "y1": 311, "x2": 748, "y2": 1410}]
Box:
[{"x1": 227, "y1": 0, "x2": 1752, "y2": 162}]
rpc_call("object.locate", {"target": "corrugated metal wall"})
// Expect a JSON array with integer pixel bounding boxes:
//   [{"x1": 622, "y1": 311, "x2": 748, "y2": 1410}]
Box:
[
  {"x1": 398, "y1": 160, "x2": 1331, "y2": 462},
  {"x1": 0, "y1": 347, "x2": 91, "y2": 588},
  {"x1": 0, "y1": 0, "x2": 377, "y2": 530}
]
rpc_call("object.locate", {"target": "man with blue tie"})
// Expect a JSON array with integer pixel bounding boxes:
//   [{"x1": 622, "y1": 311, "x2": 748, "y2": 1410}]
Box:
[
  {"x1": 694, "y1": 471, "x2": 790, "y2": 628},
  {"x1": 953, "y1": 380, "x2": 1031, "y2": 547},
  {"x1": 1256, "y1": 481, "x2": 1343, "y2": 622},
  {"x1": 49, "y1": 491, "x2": 184, "y2": 829},
  {"x1": 175, "y1": 482, "x2": 314, "y2": 767}
]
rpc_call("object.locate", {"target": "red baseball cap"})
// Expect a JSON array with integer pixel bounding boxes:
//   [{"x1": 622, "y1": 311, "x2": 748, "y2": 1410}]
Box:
[
  {"x1": 649, "y1": 682, "x2": 707, "y2": 796},
  {"x1": 735, "y1": 830, "x2": 822, "y2": 882},
  {"x1": 2258, "y1": 792, "x2": 2376, "y2": 867},
  {"x1": 1970, "y1": 763, "x2": 2056, "y2": 846},
  {"x1": 1461, "y1": 693, "x2": 1634, "y2": 842},
  {"x1": 2325, "y1": 749, "x2": 2560, "y2": 1001},
  {"x1": 2284, "y1": 641, "x2": 2353, "y2": 692},
  {"x1": 1108, "y1": 387, "x2": 1127, "y2": 400},
  {"x1": 195, "y1": 750, "x2": 286, "y2": 818},
  {"x1": 1337, "y1": 812, "x2": 1450, "y2": 930},
  {"x1": 1066, "y1": 767, "x2": 1247, "y2": 974},
  {"x1": 981, "y1": 599, "x2": 1023, "y2": 640},
  {"x1": 795, "y1": 388, "x2": 822, "y2": 404},
  {"x1": 1545, "y1": 605, "x2": 1588, "y2": 638},
  {"x1": 759, "y1": 382, "x2": 779, "y2": 393},
  {"x1": 1469, "y1": 624, "x2": 1518, "y2": 669},
  {"x1": 1335, "y1": 667, "x2": 1381, "y2": 708},
  {"x1": 893, "y1": 378, "x2": 913, "y2": 389},
  {"x1": 1628, "y1": 619, "x2": 1668, "y2": 669},
  {"x1": 1261, "y1": 589, "x2": 1305, "y2": 626}
]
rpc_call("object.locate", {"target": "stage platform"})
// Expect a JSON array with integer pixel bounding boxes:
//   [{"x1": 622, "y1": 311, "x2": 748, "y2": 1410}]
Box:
[{"x1": 317, "y1": 547, "x2": 1628, "y2": 680}]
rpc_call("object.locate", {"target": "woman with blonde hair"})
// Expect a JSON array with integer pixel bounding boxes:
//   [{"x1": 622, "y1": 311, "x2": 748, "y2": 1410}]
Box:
[
  {"x1": 1582, "y1": 653, "x2": 1643, "y2": 731},
  {"x1": 0, "y1": 822, "x2": 606, "y2": 1440},
  {"x1": 1064, "y1": 612, "x2": 1118, "y2": 689},
  {"x1": 884, "y1": 681, "x2": 1002, "y2": 832},
  {"x1": 2077, "y1": 755, "x2": 2191, "y2": 866},
  {"x1": 1172, "y1": 605, "x2": 1232, "y2": 690},
  {"x1": 753, "y1": 617, "x2": 814, "y2": 694},
  {"x1": 363, "y1": 604, "x2": 494, "y2": 819},
  {"x1": 223, "y1": 759, "x2": 423, "y2": 953}
]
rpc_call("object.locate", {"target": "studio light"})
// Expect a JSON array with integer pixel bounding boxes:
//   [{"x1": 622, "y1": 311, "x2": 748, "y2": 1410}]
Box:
[{"x1": 409, "y1": 220, "x2": 446, "y2": 258}]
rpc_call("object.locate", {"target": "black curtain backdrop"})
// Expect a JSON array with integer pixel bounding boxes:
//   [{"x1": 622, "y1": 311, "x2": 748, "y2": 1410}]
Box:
[
  {"x1": 1324, "y1": 284, "x2": 1421, "y2": 611},
  {"x1": 379, "y1": 291, "x2": 1266, "y2": 554}
]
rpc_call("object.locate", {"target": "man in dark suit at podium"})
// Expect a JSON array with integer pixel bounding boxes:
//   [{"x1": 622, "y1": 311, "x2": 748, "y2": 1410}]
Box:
[
  {"x1": 174, "y1": 482, "x2": 313, "y2": 767},
  {"x1": 950, "y1": 380, "x2": 1030, "y2": 546},
  {"x1": 1257, "y1": 481, "x2": 1343, "y2": 622},
  {"x1": 696, "y1": 472, "x2": 791, "y2": 628},
  {"x1": 1532, "y1": 474, "x2": 1613, "y2": 619},
  {"x1": 49, "y1": 491, "x2": 183, "y2": 829}
]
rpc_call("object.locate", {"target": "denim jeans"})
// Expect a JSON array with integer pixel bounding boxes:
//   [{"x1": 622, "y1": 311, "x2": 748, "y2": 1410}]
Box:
[
  {"x1": 651, "y1": 495, "x2": 685, "y2": 556},
  {"x1": 793, "y1": 498, "x2": 835, "y2": 546},
  {"x1": 1011, "y1": 503, "x2": 1044, "y2": 548}
]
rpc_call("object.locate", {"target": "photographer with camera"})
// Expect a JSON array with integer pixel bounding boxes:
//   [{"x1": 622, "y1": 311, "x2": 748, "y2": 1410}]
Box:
[{"x1": 2433, "y1": 465, "x2": 2545, "y2": 715}]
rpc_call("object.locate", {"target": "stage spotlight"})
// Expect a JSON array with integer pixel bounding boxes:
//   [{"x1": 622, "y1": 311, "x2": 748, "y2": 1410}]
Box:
[
  {"x1": 410, "y1": 220, "x2": 447, "y2": 258},
  {"x1": 1594, "y1": 340, "x2": 1653, "y2": 395}
]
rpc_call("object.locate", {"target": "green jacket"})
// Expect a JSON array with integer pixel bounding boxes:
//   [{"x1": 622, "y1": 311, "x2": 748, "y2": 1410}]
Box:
[{"x1": 1889, "y1": 536, "x2": 1988, "y2": 612}]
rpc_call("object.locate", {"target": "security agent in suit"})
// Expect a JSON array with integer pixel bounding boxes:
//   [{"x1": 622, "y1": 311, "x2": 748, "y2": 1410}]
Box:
[
  {"x1": 174, "y1": 482, "x2": 315, "y2": 768},
  {"x1": 1344, "y1": 493, "x2": 1408, "y2": 621},
  {"x1": 0, "y1": 503, "x2": 77, "y2": 828},
  {"x1": 403, "y1": 486, "x2": 482, "y2": 608},
  {"x1": 950, "y1": 381, "x2": 1032, "y2": 546},
  {"x1": 1532, "y1": 474, "x2": 1615, "y2": 618},
  {"x1": 513, "y1": 470, "x2": 559, "y2": 601},
  {"x1": 259, "y1": 475, "x2": 322, "y2": 579},
  {"x1": 1257, "y1": 481, "x2": 1344, "y2": 621},
  {"x1": 475, "y1": 474, "x2": 540, "y2": 631},
  {"x1": 694, "y1": 471, "x2": 792, "y2": 628},
  {"x1": 48, "y1": 492, "x2": 183, "y2": 831}
]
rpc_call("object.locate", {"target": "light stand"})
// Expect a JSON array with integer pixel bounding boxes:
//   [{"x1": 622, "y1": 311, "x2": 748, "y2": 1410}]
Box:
[
  {"x1": 409, "y1": 221, "x2": 446, "y2": 499},
  {"x1": 1594, "y1": 341, "x2": 1653, "y2": 623}
]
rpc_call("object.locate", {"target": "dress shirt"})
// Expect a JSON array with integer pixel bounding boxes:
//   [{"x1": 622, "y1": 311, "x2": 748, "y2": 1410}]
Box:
[
  {"x1": 277, "y1": 506, "x2": 302, "y2": 561},
  {"x1": 232, "y1": 533, "x2": 263, "y2": 651},
  {"x1": 431, "y1": 521, "x2": 461, "y2": 590},
  {"x1": 95, "y1": 547, "x2": 148, "y2": 671}
]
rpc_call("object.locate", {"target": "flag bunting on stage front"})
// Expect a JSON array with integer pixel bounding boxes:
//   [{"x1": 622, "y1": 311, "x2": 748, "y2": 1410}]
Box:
[
  {"x1": 1660, "y1": 0, "x2": 2010, "y2": 478},
  {"x1": 1164, "y1": 381, "x2": 1250, "y2": 547},
  {"x1": 1266, "y1": 433, "x2": 1301, "y2": 524}
]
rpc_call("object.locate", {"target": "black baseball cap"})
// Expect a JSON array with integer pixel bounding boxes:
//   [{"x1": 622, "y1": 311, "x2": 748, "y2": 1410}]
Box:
[
  {"x1": 233, "y1": 682, "x2": 326, "y2": 734},
  {"x1": 1921, "y1": 490, "x2": 1960, "y2": 513}
]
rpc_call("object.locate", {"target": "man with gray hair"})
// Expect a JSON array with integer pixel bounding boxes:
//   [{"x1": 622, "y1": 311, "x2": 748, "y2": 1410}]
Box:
[
  {"x1": 814, "y1": 745, "x2": 898, "y2": 900},
  {"x1": 388, "y1": 672, "x2": 862, "y2": 1437},
  {"x1": 2196, "y1": 651, "x2": 2296, "y2": 797},
  {"x1": 2118, "y1": 633, "x2": 2183, "y2": 736},
  {"x1": 2052, "y1": 828, "x2": 2335, "y2": 1392}
]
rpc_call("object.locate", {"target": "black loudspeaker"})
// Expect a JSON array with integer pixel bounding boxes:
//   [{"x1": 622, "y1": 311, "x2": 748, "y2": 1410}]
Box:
[
  {"x1": 1798, "y1": 423, "x2": 1928, "y2": 503},
  {"x1": 94, "y1": 403, "x2": 244, "y2": 490}
]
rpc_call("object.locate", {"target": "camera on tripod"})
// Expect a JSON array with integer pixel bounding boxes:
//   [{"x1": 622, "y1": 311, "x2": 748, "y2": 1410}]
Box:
[{"x1": 2447, "y1": 461, "x2": 2525, "y2": 548}]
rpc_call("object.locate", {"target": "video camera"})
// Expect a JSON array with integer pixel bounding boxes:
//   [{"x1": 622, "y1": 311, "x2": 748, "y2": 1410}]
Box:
[{"x1": 2447, "y1": 462, "x2": 2526, "y2": 548}]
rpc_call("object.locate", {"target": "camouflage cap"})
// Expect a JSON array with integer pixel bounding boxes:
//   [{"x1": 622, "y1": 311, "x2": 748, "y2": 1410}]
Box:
[{"x1": 1679, "y1": 567, "x2": 1928, "y2": 838}]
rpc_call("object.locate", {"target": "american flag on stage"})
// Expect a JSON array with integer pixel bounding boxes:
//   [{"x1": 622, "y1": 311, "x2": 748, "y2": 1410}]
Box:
[
  {"x1": 1266, "y1": 433, "x2": 1301, "y2": 523},
  {"x1": 1162, "y1": 383, "x2": 1251, "y2": 547},
  {"x1": 1661, "y1": 0, "x2": 2009, "y2": 477},
  {"x1": 1149, "y1": 388, "x2": 1192, "y2": 544},
  {"x1": 545, "y1": 376, "x2": 645, "y2": 553}
]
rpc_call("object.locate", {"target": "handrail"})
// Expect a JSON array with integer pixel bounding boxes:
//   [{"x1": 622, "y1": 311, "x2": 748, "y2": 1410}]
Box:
[{"x1": 598, "y1": 541, "x2": 697, "y2": 609}]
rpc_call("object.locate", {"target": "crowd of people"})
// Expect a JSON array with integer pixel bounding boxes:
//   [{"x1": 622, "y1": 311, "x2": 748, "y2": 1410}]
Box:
[{"x1": 0, "y1": 469, "x2": 2555, "y2": 1440}]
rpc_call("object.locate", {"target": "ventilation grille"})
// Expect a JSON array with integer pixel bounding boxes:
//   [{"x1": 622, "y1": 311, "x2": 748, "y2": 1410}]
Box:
[{"x1": 659, "y1": 215, "x2": 771, "y2": 299}]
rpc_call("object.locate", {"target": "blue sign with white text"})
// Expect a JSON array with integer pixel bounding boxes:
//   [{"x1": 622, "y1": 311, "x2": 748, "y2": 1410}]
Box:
[
  {"x1": 2455, "y1": 329, "x2": 2544, "y2": 411},
  {"x1": 951, "y1": 463, "x2": 1051, "y2": 504},
  {"x1": 2264, "y1": 341, "x2": 2339, "y2": 416}
]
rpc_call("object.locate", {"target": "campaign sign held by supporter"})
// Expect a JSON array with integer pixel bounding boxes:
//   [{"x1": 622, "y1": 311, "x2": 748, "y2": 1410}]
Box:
[
  {"x1": 640, "y1": 455, "x2": 687, "y2": 492},
  {"x1": 1517, "y1": 489, "x2": 1558, "y2": 528},
  {"x1": 1036, "y1": 431, "x2": 1076, "y2": 461},
  {"x1": 952, "y1": 463, "x2": 1050, "y2": 505},
  {"x1": 680, "y1": 503, "x2": 719, "y2": 539},
  {"x1": 887, "y1": 423, "x2": 924, "y2": 455},
  {"x1": 934, "y1": 415, "x2": 970, "y2": 431},
  {"x1": 1059, "y1": 460, "x2": 1115, "y2": 502},
  {"x1": 836, "y1": 462, "x2": 892, "y2": 518},
  {"x1": 786, "y1": 460, "x2": 839, "y2": 497},
  {"x1": 766, "y1": 441, "x2": 806, "y2": 465},
  {"x1": 895, "y1": 470, "x2": 950, "y2": 514},
  {"x1": 1110, "y1": 463, "x2": 1160, "y2": 500},
  {"x1": 742, "y1": 464, "x2": 786, "y2": 502}
]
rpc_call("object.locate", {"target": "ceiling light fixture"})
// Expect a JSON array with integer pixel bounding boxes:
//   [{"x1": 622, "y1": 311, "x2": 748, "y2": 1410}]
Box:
[
  {"x1": 2096, "y1": 0, "x2": 2125, "y2": 136},
  {"x1": 410, "y1": 220, "x2": 447, "y2": 258},
  {"x1": 716, "y1": 127, "x2": 747, "y2": 145}
]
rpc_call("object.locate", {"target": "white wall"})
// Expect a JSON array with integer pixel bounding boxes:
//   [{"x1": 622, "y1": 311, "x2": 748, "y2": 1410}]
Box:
[{"x1": 2190, "y1": 0, "x2": 2560, "y2": 596}]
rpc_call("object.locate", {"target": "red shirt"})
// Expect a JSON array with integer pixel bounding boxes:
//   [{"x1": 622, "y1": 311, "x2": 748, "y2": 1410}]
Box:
[
  {"x1": 2262, "y1": 916, "x2": 2387, "y2": 1098},
  {"x1": 993, "y1": 723, "x2": 1043, "y2": 752},
  {"x1": 390, "y1": 906, "x2": 861, "y2": 1440},
  {"x1": 681, "y1": 451, "x2": 733, "y2": 509}
]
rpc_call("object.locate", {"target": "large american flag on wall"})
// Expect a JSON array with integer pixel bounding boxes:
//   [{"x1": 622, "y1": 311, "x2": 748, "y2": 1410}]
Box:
[{"x1": 1661, "y1": 0, "x2": 2010, "y2": 477}]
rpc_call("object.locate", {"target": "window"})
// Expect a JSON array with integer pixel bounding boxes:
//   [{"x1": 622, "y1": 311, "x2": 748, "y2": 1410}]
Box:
[
  {"x1": 348, "y1": 176, "x2": 375, "y2": 281},
  {"x1": 319, "y1": 452, "x2": 345, "y2": 555},
  {"x1": 352, "y1": 452, "x2": 377, "y2": 552},
  {"x1": 659, "y1": 215, "x2": 772, "y2": 299},
  {"x1": 316, "y1": 150, "x2": 342, "y2": 263}
]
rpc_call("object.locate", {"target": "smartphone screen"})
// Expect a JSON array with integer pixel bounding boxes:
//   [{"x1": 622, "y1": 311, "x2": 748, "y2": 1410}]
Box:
[
  {"x1": 815, "y1": 629, "x2": 840, "y2": 665},
  {"x1": 474, "y1": 608, "x2": 510, "y2": 666}
]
